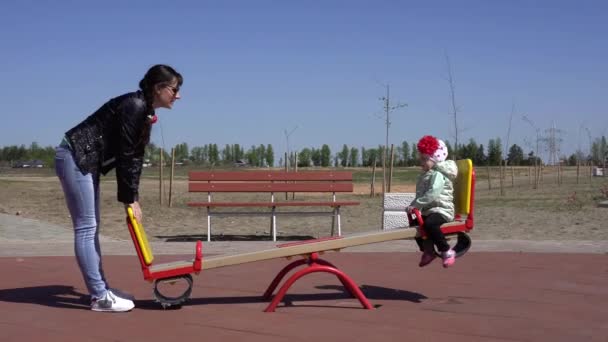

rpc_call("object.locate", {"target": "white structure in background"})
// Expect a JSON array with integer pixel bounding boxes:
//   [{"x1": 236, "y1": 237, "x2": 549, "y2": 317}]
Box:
[{"x1": 382, "y1": 192, "x2": 416, "y2": 230}]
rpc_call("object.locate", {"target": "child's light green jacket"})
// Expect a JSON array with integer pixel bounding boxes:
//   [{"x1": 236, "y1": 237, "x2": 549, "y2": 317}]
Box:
[{"x1": 409, "y1": 160, "x2": 458, "y2": 221}]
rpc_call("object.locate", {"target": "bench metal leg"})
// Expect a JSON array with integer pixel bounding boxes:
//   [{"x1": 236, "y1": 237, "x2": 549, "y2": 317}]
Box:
[
  {"x1": 337, "y1": 206, "x2": 342, "y2": 236},
  {"x1": 207, "y1": 207, "x2": 211, "y2": 242},
  {"x1": 331, "y1": 209, "x2": 336, "y2": 236},
  {"x1": 330, "y1": 207, "x2": 342, "y2": 236},
  {"x1": 272, "y1": 207, "x2": 277, "y2": 242}
]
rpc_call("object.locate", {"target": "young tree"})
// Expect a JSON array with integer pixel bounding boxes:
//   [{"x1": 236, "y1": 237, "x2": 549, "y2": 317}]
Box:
[
  {"x1": 459, "y1": 138, "x2": 478, "y2": 161},
  {"x1": 360, "y1": 147, "x2": 367, "y2": 166},
  {"x1": 339, "y1": 144, "x2": 349, "y2": 167},
  {"x1": 444, "y1": 140, "x2": 453, "y2": 159},
  {"x1": 507, "y1": 144, "x2": 524, "y2": 165},
  {"x1": 297, "y1": 148, "x2": 312, "y2": 167},
  {"x1": 209, "y1": 144, "x2": 220, "y2": 165},
  {"x1": 265, "y1": 144, "x2": 274, "y2": 167},
  {"x1": 349, "y1": 147, "x2": 359, "y2": 167},
  {"x1": 401, "y1": 141, "x2": 411, "y2": 166},
  {"x1": 445, "y1": 52, "x2": 460, "y2": 159},
  {"x1": 320, "y1": 144, "x2": 331, "y2": 167},
  {"x1": 174, "y1": 142, "x2": 189, "y2": 161},
  {"x1": 144, "y1": 142, "x2": 157, "y2": 162},
  {"x1": 594, "y1": 136, "x2": 608, "y2": 168},
  {"x1": 311, "y1": 148, "x2": 321, "y2": 166},
  {"x1": 488, "y1": 138, "x2": 503, "y2": 166},
  {"x1": 233, "y1": 144, "x2": 244, "y2": 161},
  {"x1": 221, "y1": 144, "x2": 229, "y2": 162},
  {"x1": 246, "y1": 145, "x2": 259, "y2": 166},
  {"x1": 474, "y1": 144, "x2": 486, "y2": 166},
  {"x1": 257, "y1": 144, "x2": 266, "y2": 167},
  {"x1": 410, "y1": 142, "x2": 418, "y2": 164}
]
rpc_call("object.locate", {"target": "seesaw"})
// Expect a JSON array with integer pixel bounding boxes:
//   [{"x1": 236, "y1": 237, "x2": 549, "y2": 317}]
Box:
[{"x1": 126, "y1": 159, "x2": 475, "y2": 311}]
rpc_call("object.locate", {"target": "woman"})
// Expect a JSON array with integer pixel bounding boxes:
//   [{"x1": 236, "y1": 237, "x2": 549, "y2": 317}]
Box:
[{"x1": 55, "y1": 64, "x2": 182, "y2": 312}]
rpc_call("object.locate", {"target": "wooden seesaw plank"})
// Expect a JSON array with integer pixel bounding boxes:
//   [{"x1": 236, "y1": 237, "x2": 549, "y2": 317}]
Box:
[
  {"x1": 200, "y1": 228, "x2": 417, "y2": 270},
  {"x1": 151, "y1": 229, "x2": 417, "y2": 273}
]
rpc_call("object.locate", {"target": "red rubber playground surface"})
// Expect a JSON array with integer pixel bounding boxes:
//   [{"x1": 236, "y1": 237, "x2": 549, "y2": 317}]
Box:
[{"x1": 1, "y1": 252, "x2": 607, "y2": 341}]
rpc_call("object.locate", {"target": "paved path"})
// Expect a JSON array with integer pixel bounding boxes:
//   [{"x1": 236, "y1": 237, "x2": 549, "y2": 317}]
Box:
[{"x1": 1, "y1": 213, "x2": 607, "y2": 256}]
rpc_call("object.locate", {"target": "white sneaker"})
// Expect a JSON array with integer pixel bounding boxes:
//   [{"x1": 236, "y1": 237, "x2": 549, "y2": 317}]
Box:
[{"x1": 91, "y1": 289, "x2": 135, "y2": 312}]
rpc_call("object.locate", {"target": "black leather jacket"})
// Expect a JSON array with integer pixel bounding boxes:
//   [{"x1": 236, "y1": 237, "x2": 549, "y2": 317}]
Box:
[{"x1": 65, "y1": 91, "x2": 152, "y2": 204}]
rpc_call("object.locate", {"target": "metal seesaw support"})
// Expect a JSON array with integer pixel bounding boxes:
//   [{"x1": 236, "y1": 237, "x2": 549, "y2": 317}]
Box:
[{"x1": 262, "y1": 239, "x2": 373, "y2": 312}]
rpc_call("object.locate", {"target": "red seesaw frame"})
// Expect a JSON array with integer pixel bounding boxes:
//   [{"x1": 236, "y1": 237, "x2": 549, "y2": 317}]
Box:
[
  {"x1": 126, "y1": 158, "x2": 475, "y2": 310},
  {"x1": 126, "y1": 211, "x2": 418, "y2": 311}
]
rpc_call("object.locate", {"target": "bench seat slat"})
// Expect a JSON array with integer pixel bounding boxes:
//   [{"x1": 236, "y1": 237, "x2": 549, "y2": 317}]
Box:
[
  {"x1": 189, "y1": 171, "x2": 353, "y2": 181},
  {"x1": 187, "y1": 201, "x2": 360, "y2": 207},
  {"x1": 189, "y1": 182, "x2": 353, "y2": 193}
]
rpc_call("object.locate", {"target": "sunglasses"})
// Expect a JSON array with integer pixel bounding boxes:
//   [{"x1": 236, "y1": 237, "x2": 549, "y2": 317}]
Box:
[{"x1": 165, "y1": 85, "x2": 180, "y2": 95}]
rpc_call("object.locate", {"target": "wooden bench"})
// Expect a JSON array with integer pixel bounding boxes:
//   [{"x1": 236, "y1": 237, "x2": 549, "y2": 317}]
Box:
[{"x1": 187, "y1": 171, "x2": 361, "y2": 241}]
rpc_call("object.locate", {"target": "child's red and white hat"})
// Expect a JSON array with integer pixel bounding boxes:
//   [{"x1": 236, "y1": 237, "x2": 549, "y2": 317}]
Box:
[{"x1": 417, "y1": 135, "x2": 448, "y2": 162}]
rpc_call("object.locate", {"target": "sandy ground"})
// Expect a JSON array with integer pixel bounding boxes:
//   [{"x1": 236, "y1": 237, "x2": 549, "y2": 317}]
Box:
[{"x1": 1, "y1": 167, "x2": 607, "y2": 243}]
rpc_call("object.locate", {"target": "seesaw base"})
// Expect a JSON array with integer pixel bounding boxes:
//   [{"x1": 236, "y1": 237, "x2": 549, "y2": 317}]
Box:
[
  {"x1": 150, "y1": 251, "x2": 374, "y2": 311},
  {"x1": 263, "y1": 251, "x2": 373, "y2": 312}
]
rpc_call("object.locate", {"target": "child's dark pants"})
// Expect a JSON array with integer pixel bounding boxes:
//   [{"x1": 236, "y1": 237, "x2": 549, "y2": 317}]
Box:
[{"x1": 415, "y1": 213, "x2": 450, "y2": 253}]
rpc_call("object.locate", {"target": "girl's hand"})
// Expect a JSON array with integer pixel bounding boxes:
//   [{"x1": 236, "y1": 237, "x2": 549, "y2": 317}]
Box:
[{"x1": 125, "y1": 201, "x2": 143, "y2": 223}]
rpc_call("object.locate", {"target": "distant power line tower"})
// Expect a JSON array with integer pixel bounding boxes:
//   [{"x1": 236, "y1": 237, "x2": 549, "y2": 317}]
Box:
[
  {"x1": 542, "y1": 121, "x2": 564, "y2": 165},
  {"x1": 522, "y1": 115, "x2": 543, "y2": 161}
]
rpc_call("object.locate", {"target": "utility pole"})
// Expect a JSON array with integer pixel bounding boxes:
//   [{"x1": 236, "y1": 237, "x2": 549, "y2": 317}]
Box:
[
  {"x1": 379, "y1": 83, "x2": 407, "y2": 194},
  {"x1": 374, "y1": 83, "x2": 407, "y2": 231}
]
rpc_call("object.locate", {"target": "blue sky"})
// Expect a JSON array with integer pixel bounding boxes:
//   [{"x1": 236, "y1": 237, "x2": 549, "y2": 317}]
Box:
[{"x1": 1, "y1": 0, "x2": 606, "y2": 161}]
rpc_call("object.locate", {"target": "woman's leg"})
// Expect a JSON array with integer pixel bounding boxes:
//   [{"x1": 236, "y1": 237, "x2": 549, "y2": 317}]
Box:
[
  {"x1": 92, "y1": 172, "x2": 109, "y2": 289},
  {"x1": 55, "y1": 146, "x2": 107, "y2": 298},
  {"x1": 423, "y1": 213, "x2": 450, "y2": 253}
]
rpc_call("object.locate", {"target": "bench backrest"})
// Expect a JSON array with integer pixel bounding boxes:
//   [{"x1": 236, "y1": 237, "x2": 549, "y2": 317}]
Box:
[
  {"x1": 454, "y1": 159, "x2": 475, "y2": 223},
  {"x1": 188, "y1": 171, "x2": 354, "y2": 193},
  {"x1": 126, "y1": 207, "x2": 154, "y2": 266}
]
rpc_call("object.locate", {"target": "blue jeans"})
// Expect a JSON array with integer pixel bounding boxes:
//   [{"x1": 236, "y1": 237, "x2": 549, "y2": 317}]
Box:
[{"x1": 55, "y1": 146, "x2": 108, "y2": 298}]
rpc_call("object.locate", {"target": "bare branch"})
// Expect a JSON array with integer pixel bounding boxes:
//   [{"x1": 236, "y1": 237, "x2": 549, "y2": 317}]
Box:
[{"x1": 444, "y1": 50, "x2": 459, "y2": 157}]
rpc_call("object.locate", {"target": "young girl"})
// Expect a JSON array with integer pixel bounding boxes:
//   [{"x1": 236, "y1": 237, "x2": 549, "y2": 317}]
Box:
[
  {"x1": 407, "y1": 135, "x2": 458, "y2": 268},
  {"x1": 55, "y1": 64, "x2": 183, "y2": 312}
]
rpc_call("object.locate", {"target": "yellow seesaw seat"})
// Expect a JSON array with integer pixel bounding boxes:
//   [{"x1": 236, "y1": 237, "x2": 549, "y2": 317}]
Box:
[
  {"x1": 126, "y1": 208, "x2": 202, "y2": 281},
  {"x1": 454, "y1": 159, "x2": 473, "y2": 218},
  {"x1": 127, "y1": 208, "x2": 154, "y2": 265}
]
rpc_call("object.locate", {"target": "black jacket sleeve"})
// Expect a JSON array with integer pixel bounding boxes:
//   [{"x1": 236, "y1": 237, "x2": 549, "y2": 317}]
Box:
[{"x1": 115, "y1": 97, "x2": 147, "y2": 204}]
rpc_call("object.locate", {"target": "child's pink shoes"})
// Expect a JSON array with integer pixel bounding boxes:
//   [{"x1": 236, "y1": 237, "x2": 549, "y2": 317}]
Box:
[{"x1": 441, "y1": 249, "x2": 456, "y2": 268}]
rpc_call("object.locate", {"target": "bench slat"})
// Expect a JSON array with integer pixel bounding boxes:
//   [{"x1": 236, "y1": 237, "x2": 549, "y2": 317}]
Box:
[
  {"x1": 187, "y1": 201, "x2": 360, "y2": 207},
  {"x1": 188, "y1": 182, "x2": 354, "y2": 193},
  {"x1": 189, "y1": 171, "x2": 353, "y2": 181}
]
